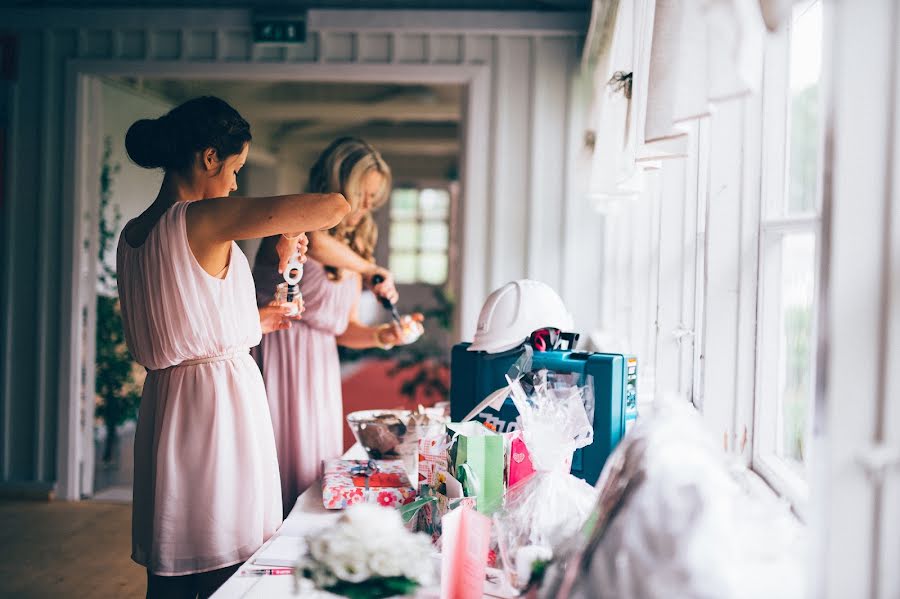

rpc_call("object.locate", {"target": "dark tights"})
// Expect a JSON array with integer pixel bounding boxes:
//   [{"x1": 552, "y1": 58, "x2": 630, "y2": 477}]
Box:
[{"x1": 146, "y1": 564, "x2": 240, "y2": 599}]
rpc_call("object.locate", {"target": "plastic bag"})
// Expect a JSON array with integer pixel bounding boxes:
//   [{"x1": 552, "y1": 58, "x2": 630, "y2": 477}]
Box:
[
  {"x1": 541, "y1": 395, "x2": 805, "y2": 599},
  {"x1": 493, "y1": 369, "x2": 599, "y2": 591}
]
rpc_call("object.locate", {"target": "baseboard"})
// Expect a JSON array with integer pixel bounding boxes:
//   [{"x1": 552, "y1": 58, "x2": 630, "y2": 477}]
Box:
[{"x1": 0, "y1": 480, "x2": 56, "y2": 501}]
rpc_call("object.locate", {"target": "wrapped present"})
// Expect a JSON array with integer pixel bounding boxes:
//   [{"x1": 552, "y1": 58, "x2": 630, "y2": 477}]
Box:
[
  {"x1": 417, "y1": 429, "x2": 451, "y2": 488},
  {"x1": 322, "y1": 459, "x2": 416, "y2": 510}
]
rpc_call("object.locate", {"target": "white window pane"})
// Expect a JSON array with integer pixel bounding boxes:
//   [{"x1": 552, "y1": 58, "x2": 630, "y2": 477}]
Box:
[
  {"x1": 390, "y1": 189, "x2": 418, "y2": 219},
  {"x1": 418, "y1": 252, "x2": 448, "y2": 285},
  {"x1": 389, "y1": 252, "x2": 418, "y2": 284},
  {"x1": 420, "y1": 222, "x2": 449, "y2": 251},
  {"x1": 389, "y1": 222, "x2": 419, "y2": 250},
  {"x1": 777, "y1": 232, "x2": 816, "y2": 466},
  {"x1": 786, "y1": 1, "x2": 822, "y2": 216},
  {"x1": 419, "y1": 188, "x2": 450, "y2": 219}
]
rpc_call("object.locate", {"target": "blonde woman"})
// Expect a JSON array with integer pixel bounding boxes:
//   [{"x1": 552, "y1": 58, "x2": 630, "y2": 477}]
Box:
[{"x1": 252, "y1": 137, "x2": 424, "y2": 511}]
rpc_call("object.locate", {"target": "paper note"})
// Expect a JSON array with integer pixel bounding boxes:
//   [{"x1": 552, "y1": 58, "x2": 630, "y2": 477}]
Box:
[
  {"x1": 252, "y1": 535, "x2": 305, "y2": 568},
  {"x1": 441, "y1": 505, "x2": 492, "y2": 599}
]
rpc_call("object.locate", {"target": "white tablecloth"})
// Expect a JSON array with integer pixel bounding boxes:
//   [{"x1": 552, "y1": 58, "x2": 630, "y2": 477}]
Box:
[
  {"x1": 211, "y1": 481, "x2": 345, "y2": 599},
  {"x1": 211, "y1": 446, "x2": 514, "y2": 599}
]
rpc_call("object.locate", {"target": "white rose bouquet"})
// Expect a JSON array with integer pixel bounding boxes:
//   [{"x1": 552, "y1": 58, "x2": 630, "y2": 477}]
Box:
[{"x1": 297, "y1": 503, "x2": 436, "y2": 598}]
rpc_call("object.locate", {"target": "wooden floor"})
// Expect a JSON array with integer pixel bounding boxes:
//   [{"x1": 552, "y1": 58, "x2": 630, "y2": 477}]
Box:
[{"x1": 0, "y1": 499, "x2": 144, "y2": 598}]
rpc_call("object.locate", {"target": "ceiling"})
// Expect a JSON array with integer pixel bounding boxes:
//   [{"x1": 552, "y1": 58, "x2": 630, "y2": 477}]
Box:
[{"x1": 113, "y1": 77, "x2": 463, "y2": 180}]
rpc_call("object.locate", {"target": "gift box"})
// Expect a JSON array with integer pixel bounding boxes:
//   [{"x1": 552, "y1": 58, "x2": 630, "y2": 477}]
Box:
[{"x1": 322, "y1": 459, "x2": 417, "y2": 510}]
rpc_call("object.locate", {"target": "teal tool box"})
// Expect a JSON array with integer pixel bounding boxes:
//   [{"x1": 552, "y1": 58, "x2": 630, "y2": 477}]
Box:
[{"x1": 450, "y1": 343, "x2": 637, "y2": 485}]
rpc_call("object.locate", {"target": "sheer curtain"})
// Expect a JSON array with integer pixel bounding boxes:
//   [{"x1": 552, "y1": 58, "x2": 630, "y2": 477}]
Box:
[{"x1": 584, "y1": 0, "x2": 782, "y2": 202}]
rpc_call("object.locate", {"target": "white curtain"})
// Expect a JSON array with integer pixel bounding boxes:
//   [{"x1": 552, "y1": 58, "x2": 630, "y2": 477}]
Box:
[
  {"x1": 583, "y1": 0, "x2": 787, "y2": 205},
  {"x1": 643, "y1": 0, "x2": 765, "y2": 156},
  {"x1": 587, "y1": 0, "x2": 646, "y2": 208},
  {"x1": 758, "y1": 0, "x2": 796, "y2": 31}
]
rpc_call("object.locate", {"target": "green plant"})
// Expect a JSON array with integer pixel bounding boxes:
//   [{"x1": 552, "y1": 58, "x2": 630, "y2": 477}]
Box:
[{"x1": 94, "y1": 136, "x2": 142, "y2": 463}]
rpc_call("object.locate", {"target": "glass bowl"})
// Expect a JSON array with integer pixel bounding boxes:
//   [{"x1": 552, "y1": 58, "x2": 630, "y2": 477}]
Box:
[{"x1": 346, "y1": 408, "x2": 448, "y2": 476}]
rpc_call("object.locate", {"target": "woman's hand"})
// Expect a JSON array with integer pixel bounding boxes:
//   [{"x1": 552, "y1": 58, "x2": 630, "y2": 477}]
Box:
[
  {"x1": 275, "y1": 232, "x2": 309, "y2": 274},
  {"x1": 375, "y1": 313, "x2": 425, "y2": 348},
  {"x1": 259, "y1": 302, "x2": 302, "y2": 334},
  {"x1": 366, "y1": 266, "x2": 399, "y2": 305}
]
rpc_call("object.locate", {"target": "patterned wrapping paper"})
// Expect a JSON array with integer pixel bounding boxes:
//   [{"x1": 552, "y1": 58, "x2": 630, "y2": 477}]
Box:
[
  {"x1": 322, "y1": 459, "x2": 417, "y2": 510},
  {"x1": 418, "y1": 434, "x2": 451, "y2": 488}
]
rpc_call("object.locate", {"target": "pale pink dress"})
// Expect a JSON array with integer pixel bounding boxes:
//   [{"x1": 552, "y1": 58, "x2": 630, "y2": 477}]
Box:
[
  {"x1": 117, "y1": 201, "x2": 282, "y2": 576},
  {"x1": 252, "y1": 257, "x2": 359, "y2": 511}
]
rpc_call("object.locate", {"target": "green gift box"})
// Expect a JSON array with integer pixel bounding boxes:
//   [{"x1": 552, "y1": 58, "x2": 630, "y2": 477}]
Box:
[{"x1": 447, "y1": 422, "x2": 504, "y2": 515}]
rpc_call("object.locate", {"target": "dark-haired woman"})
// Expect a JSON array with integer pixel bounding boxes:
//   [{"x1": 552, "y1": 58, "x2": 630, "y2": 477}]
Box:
[{"x1": 116, "y1": 96, "x2": 349, "y2": 598}]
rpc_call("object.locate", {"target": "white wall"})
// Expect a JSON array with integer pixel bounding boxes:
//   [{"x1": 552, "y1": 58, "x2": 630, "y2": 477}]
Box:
[{"x1": 98, "y1": 80, "x2": 171, "y2": 286}]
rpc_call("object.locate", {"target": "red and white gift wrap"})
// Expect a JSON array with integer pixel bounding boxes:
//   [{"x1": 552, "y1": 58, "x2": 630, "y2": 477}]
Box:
[{"x1": 321, "y1": 459, "x2": 417, "y2": 510}]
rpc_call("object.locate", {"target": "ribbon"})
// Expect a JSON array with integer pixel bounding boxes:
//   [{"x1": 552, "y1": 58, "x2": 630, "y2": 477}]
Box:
[{"x1": 349, "y1": 460, "x2": 379, "y2": 492}]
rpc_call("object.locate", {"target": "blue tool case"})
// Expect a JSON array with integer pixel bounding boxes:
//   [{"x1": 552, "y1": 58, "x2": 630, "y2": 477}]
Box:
[{"x1": 450, "y1": 343, "x2": 638, "y2": 485}]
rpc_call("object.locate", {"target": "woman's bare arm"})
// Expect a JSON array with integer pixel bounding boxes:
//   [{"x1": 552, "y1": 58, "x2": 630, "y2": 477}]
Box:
[
  {"x1": 187, "y1": 193, "x2": 350, "y2": 243},
  {"x1": 307, "y1": 231, "x2": 399, "y2": 304},
  {"x1": 307, "y1": 231, "x2": 376, "y2": 274}
]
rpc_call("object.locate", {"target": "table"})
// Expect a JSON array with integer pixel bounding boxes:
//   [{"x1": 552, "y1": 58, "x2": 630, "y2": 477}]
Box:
[
  {"x1": 211, "y1": 482, "x2": 345, "y2": 599},
  {"x1": 212, "y1": 447, "x2": 515, "y2": 599},
  {"x1": 212, "y1": 445, "x2": 365, "y2": 599}
]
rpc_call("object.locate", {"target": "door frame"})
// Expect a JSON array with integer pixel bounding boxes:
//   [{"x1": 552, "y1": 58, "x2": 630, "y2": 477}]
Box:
[{"x1": 58, "y1": 59, "x2": 490, "y2": 500}]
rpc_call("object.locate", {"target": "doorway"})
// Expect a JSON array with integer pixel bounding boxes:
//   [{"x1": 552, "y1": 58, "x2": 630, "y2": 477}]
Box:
[{"x1": 67, "y1": 61, "x2": 486, "y2": 500}]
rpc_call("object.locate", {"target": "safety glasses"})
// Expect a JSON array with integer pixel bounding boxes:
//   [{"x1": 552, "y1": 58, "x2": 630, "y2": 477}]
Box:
[{"x1": 528, "y1": 328, "x2": 580, "y2": 352}]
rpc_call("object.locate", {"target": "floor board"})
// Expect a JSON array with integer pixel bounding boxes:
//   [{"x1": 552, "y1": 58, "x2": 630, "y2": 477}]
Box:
[{"x1": 0, "y1": 500, "x2": 144, "y2": 598}]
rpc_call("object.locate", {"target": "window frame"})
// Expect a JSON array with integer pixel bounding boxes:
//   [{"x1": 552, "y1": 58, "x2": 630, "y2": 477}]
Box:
[
  {"x1": 385, "y1": 180, "x2": 455, "y2": 287},
  {"x1": 751, "y1": 0, "x2": 824, "y2": 513}
]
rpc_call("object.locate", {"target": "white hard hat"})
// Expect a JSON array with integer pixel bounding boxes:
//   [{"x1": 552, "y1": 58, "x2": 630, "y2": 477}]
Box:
[{"x1": 468, "y1": 280, "x2": 574, "y2": 353}]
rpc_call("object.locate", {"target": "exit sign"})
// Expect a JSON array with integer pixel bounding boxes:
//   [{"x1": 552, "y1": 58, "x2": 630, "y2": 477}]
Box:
[{"x1": 253, "y1": 14, "x2": 307, "y2": 44}]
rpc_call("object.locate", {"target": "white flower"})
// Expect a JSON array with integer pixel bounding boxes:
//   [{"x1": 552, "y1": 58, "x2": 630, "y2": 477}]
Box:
[{"x1": 297, "y1": 503, "x2": 436, "y2": 590}]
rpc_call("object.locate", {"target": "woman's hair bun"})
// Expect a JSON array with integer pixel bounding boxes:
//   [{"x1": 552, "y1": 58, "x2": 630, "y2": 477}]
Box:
[
  {"x1": 125, "y1": 117, "x2": 175, "y2": 169},
  {"x1": 124, "y1": 97, "x2": 251, "y2": 172}
]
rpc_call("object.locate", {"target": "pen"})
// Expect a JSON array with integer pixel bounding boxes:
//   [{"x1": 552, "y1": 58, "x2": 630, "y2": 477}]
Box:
[{"x1": 240, "y1": 567, "x2": 295, "y2": 576}]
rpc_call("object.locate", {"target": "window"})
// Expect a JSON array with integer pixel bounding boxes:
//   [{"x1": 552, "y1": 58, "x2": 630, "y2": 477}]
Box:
[
  {"x1": 592, "y1": 0, "x2": 827, "y2": 510},
  {"x1": 387, "y1": 187, "x2": 451, "y2": 285},
  {"x1": 754, "y1": 0, "x2": 823, "y2": 496}
]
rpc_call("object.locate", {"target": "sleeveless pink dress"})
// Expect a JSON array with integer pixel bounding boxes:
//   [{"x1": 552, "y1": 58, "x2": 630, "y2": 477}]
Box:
[
  {"x1": 117, "y1": 201, "x2": 282, "y2": 576},
  {"x1": 252, "y1": 257, "x2": 359, "y2": 512}
]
